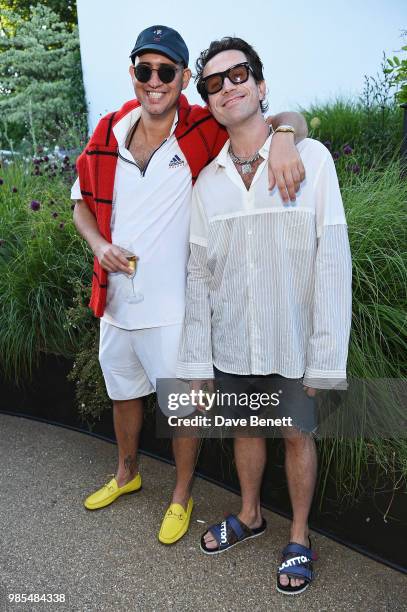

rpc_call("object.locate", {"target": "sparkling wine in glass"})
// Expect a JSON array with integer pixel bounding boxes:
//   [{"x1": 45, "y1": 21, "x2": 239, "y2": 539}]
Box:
[{"x1": 121, "y1": 248, "x2": 144, "y2": 304}]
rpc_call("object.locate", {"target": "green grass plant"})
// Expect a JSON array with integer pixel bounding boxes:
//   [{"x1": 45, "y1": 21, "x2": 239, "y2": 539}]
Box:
[
  {"x1": 0, "y1": 155, "x2": 92, "y2": 381},
  {"x1": 344, "y1": 162, "x2": 407, "y2": 377},
  {"x1": 303, "y1": 98, "x2": 402, "y2": 168},
  {"x1": 316, "y1": 160, "x2": 407, "y2": 505}
]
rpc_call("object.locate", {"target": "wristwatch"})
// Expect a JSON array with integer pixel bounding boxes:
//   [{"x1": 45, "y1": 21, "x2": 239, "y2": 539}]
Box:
[{"x1": 273, "y1": 125, "x2": 296, "y2": 135}]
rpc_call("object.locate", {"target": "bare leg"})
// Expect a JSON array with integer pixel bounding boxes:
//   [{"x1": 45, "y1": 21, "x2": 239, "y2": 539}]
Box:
[
  {"x1": 204, "y1": 437, "x2": 266, "y2": 549},
  {"x1": 235, "y1": 437, "x2": 267, "y2": 526},
  {"x1": 171, "y1": 436, "x2": 201, "y2": 508},
  {"x1": 279, "y1": 430, "x2": 317, "y2": 588},
  {"x1": 113, "y1": 398, "x2": 144, "y2": 487}
]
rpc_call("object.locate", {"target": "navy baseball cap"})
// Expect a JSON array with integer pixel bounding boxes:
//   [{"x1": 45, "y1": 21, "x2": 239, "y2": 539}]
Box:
[{"x1": 130, "y1": 25, "x2": 189, "y2": 66}]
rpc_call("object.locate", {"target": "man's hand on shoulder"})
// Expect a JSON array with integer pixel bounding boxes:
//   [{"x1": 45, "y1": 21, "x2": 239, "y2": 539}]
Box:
[
  {"x1": 266, "y1": 124, "x2": 305, "y2": 202},
  {"x1": 95, "y1": 242, "x2": 134, "y2": 274}
]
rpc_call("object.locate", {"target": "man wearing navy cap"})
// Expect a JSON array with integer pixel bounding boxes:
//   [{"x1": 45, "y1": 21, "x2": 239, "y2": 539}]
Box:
[
  {"x1": 72, "y1": 25, "x2": 308, "y2": 544},
  {"x1": 131, "y1": 25, "x2": 189, "y2": 64}
]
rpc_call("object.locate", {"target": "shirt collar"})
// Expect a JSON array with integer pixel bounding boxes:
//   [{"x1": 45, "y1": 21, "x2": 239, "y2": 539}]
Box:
[
  {"x1": 215, "y1": 128, "x2": 273, "y2": 170},
  {"x1": 113, "y1": 107, "x2": 179, "y2": 147}
]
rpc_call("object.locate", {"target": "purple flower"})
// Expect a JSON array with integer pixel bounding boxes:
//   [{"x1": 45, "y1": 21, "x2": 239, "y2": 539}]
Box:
[
  {"x1": 44, "y1": 156, "x2": 49, "y2": 162},
  {"x1": 332, "y1": 151, "x2": 340, "y2": 161},
  {"x1": 12, "y1": 187, "x2": 18, "y2": 193},
  {"x1": 63, "y1": 156, "x2": 70, "y2": 164},
  {"x1": 59, "y1": 222, "x2": 65, "y2": 229},
  {"x1": 30, "y1": 200, "x2": 41, "y2": 211},
  {"x1": 52, "y1": 211, "x2": 58, "y2": 218},
  {"x1": 351, "y1": 164, "x2": 360, "y2": 174},
  {"x1": 343, "y1": 144, "x2": 353, "y2": 155},
  {"x1": 33, "y1": 158, "x2": 40, "y2": 165},
  {"x1": 323, "y1": 141, "x2": 332, "y2": 150}
]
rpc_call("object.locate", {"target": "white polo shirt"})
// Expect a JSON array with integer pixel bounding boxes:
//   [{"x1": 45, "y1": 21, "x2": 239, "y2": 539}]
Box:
[{"x1": 71, "y1": 107, "x2": 192, "y2": 330}]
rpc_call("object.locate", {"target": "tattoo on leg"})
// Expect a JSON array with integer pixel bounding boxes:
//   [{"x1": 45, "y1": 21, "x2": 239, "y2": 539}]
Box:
[{"x1": 124, "y1": 454, "x2": 137, "y2": 475}]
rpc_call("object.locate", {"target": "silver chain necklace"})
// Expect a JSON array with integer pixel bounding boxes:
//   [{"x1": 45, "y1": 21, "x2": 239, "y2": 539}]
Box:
[
  {"x1": 229, "y1": 147, "x2": 261, "y2": 174},
  {"x1": 228, "y1": 126, "x2": 271, "y2": 175}
]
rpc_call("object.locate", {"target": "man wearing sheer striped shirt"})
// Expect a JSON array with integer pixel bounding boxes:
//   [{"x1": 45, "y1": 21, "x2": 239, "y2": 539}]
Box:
[{"x1": 176, "y1": 37, "x2": 352, "y2": 594}]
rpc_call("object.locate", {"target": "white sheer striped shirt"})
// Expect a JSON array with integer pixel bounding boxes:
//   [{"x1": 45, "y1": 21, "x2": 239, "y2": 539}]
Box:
[{"x1": 176, "y1": 135, "x2": 352, "y2": 389}]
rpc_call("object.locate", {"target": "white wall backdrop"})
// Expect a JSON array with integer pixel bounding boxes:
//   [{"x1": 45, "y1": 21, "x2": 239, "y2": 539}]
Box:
[{"x1": 77, "y1": 0, "x2": 406, "y2": 130}]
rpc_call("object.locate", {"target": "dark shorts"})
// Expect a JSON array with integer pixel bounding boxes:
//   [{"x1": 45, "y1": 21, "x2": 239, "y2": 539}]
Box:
[{"x1": 213, "y1": 367, "x2": 317, "y2": 435}]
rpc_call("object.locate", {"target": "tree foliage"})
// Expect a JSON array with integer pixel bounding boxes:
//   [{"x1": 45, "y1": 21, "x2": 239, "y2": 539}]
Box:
[
  {"x1": 0, "y1": 0, "x2": 77, "y2": 30},
  {"x1": 0, "y1": 4, "x2": 86, "y2": 148},
  {"x1": 385, "y1": 32, "x2": 407, "y2": 105}
]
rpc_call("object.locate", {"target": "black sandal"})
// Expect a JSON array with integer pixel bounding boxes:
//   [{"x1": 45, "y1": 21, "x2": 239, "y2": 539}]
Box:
[
  {"x1": 200, "y1": 513, "x2": 267, "y2": 555},
  {"x1": 276, "y1": 538, "x2": 317, "y2": 595}
]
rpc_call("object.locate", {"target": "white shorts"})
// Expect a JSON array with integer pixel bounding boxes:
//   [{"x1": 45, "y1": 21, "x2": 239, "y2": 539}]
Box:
[{"x1": 99, "y1": 320, "x2": 182, "y2": 400}]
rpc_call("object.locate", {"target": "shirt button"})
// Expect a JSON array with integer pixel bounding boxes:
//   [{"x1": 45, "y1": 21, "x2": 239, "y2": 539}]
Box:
[{"x1": 248, "y1": 230, "x2": 253, "y2": 236}]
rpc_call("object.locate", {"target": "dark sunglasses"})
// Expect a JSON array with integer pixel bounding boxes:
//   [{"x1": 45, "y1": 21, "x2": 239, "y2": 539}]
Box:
[
  {"x1": 133, "y1": 63, "x2": 181, "y2": 84},
  {"x1": 198, "y1": 62, "x2": 252, "y2": 96}
]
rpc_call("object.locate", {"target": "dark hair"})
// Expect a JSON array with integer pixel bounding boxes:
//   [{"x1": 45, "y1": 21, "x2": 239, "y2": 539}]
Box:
[{"x1": 195, "y1": 37, "x2": 268, "y2": 113}]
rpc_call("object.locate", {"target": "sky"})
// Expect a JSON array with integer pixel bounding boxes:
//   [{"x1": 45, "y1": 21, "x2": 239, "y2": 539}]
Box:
[{"x1": 76, "y1": 0, "x2": 406, "y2": 130}]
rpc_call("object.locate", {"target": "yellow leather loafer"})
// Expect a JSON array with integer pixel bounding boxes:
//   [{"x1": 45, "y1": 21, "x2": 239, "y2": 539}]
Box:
[
  {"x1": 158, "y1": 497, "x2": 193, "y2": 544},
  {"x1": 84, "y1": 473, "x2": 142, "y2": 510}
]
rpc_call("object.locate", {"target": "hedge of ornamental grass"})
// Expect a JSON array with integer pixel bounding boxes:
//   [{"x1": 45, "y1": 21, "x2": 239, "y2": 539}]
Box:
[
  {"x1": 304, "y1": 98, "x2": 403, "y2": 168},
  {"x1": 0, "y1": 154, "x2": 92, "y2": 381}
]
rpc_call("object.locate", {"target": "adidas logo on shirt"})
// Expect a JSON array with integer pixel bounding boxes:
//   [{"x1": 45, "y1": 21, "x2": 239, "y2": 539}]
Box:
[{"x1": 169, "y1": 154, "x2": 185, "y2": 168}]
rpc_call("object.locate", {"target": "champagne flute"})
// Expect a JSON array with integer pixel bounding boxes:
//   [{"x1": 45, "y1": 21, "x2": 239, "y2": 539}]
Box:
[{"x1": 120, "y1": 247, "x2": 144, "y2": 304}]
